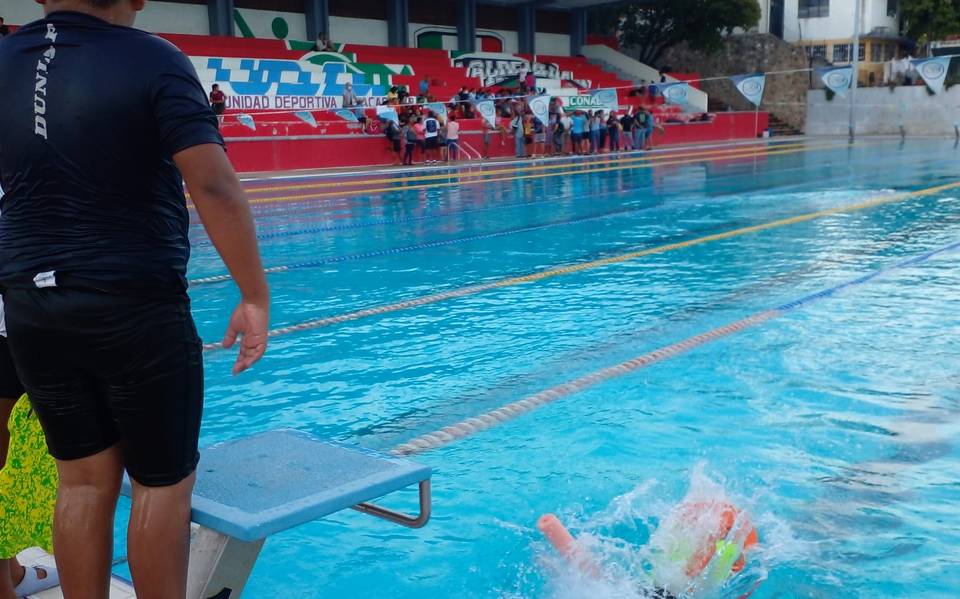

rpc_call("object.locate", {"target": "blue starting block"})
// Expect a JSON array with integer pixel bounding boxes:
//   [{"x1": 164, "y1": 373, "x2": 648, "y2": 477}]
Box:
[{"x1": 120, "y1": 430, "x2": 432, "y2": 599}]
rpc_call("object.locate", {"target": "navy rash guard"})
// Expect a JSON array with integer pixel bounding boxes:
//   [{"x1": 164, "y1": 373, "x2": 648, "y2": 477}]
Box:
[{"x1": 0, "y1": 11, "x2": 223, "y2": 294}]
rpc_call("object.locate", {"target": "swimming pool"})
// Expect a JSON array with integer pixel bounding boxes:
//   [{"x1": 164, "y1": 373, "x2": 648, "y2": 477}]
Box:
[{"x1": 121, "y1": 139, "x2": 960, "y2": 597}]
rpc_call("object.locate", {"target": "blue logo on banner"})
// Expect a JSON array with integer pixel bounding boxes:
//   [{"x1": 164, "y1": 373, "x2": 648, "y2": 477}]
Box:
[
  {"x1": 818, "y1": 66, "x2": 853, "y2": 97},
  {"x1": 730, "y1": 73, "x2": 766, "y2": 107},
  {"x1": 912, "y1": 56, "x2": 952, "y2": 93},
  {"x1": 236, "y1": 113, "x2": 256, "y2": 131},
  {"x1": 661, "y1": 82, "x2": 690, "y2": 105},
  {"x1": 476, "y1": 100, "x2": 497, "y2": 128}
]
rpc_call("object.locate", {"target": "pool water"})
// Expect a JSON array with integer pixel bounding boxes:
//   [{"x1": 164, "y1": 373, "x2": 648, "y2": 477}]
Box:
[{"x1": 121, "y1": 139, "x2": 960, "y2": 597}]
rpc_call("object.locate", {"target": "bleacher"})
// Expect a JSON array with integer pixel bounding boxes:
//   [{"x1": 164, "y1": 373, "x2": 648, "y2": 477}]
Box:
[{"x1": 156, "y1": 32, "x2": 676, "y2": 122}]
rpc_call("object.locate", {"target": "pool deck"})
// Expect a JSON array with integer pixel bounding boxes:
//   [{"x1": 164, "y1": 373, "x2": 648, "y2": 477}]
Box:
[{"x1": 18, "y1": 548, "x2": 136, "y2": 599}]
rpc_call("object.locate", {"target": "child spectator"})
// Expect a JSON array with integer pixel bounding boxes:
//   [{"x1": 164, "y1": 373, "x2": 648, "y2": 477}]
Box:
[
  {"x1": 510, "y1": 111, "x2": 525, "y2": 158},
  {"x1": 588, "y1": 111, "x2": 601, "y2": 154},
  {"x1": 570, "y1": 110, "x2": 586, "y2": 155},
  {"x1": 533, "y1": 117, "x2": 545, "y2": 158},
  {"x1": 560, "y1": 111, "x2": 573, "y2": 154},
  {"x1": 419, "y1": 76, "x2": 430, "y2": 98}
]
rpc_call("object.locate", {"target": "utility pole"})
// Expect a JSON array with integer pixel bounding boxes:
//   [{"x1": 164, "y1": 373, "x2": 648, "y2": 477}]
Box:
[{"x1": 849, "y1": 0, "x2": 863, "y2": 141}]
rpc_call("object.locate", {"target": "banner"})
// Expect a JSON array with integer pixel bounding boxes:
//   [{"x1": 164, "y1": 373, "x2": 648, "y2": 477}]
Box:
[
  {"x1": 589, "y1": 88, "x2": 618, "y2": 111},
  {"x1": 661, "y1": 82, "x2": 691, "y2": 105},
  {"x1": 426, "y1": 102, "x2": 448, "y2": 118},
  {"x1": 817, "y1": 66, "x2": 853, "y2": 97},
  {"x1": 294, "y1": 111, "x2": 317, "y2": 127},
  {"x1": 730, "y1": 73, "x2": 765, "y2": 107},
  {"x1": 912, "y1": 56, "x2": 951, "y2": 93},
  {"x1": 376, "y1": 106, "x2": 399, "y2": 124},
  {"x1": 527, "y1": 94, "x2": 551, "y2": 125},
  {"x1": 476, "y1": 99, "x2": 498, "y2": 128},
  {"x1": 333, "y1": 109, "x2": 359, "y2": 122},
  {"x1": 236, "y1": 113, "x2": 256, "y2": 131},
  {"x1": 564, "y1": 88, "x2": 617, "y2": 112}
]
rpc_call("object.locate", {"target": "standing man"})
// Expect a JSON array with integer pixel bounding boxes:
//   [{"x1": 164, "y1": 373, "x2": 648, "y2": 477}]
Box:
[
  {"x1": 0, "y1": 2, "x2": 270, "y2": 599},
  {"x1": 422, "y1": 110, "x2": 441, "y2": 164},
  {"x1": 209, "y1": 83, "x2": 227, "y2": 125}
]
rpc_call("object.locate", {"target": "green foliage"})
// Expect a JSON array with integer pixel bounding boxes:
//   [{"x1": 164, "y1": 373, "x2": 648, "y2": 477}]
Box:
[
  {"x1": 900, "y1": 0, "x2": 960, "y2": 44},
  {"x1": 599, "y1": 0, "x2": 762, "y2": 66}
]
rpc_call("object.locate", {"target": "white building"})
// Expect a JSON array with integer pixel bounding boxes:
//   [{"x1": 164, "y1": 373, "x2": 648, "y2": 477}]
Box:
[{"x1": 754, "y1": 0, "x2": 906, "y2": 82}]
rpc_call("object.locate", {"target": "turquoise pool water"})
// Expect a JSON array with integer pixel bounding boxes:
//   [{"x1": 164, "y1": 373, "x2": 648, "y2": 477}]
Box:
[{"x1": 123, "y1": 140, "x2": 960, "y2": 597}]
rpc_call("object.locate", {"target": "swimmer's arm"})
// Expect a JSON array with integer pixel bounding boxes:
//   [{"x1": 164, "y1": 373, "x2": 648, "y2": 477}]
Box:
[{"x1": 175, "y1": 143, "x2": 270, "y2": 375}]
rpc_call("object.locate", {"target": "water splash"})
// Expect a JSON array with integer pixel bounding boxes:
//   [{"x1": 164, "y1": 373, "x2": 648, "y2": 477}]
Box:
[{"x1": 532, "y1": 464, "x2": 777, "y2": 599}]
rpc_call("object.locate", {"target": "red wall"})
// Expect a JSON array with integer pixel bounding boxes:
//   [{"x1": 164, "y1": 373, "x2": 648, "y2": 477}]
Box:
[{"x1": 224, "y1": 112, "x2": 770, "y2": 173}]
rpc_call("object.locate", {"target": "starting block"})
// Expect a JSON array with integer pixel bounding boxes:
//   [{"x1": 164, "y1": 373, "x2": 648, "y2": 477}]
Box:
[{"x1": 119, "y1": 429, "x2": 432, "y2": 599}]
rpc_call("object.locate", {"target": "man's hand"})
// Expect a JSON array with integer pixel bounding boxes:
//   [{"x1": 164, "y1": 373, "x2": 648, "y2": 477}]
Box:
[
  {"x1": 174, "y1": 143, "x2": 271, "y2": 375},
  {"x1": 222, "y1": 300, "x2": 269, "y2": 375}
]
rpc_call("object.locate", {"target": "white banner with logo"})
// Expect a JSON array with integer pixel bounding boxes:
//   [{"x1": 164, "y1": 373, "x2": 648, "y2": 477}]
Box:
[
  {"x1": 661, "y1": 82, "x2": 691, "y2": 105},
  {"x1": 730, "y1": 73, "x2": 766, "y2": 107},
  {"x1": 376, "y1": 106, "x2": 400, "y2": 124},
  {"x1": 236, "y1": 114, "x2": 256, "y2": 131},
  {"x1": 817, "y1": 66, "x2": 854, "y2": 97},
  {"x1": 912, "y1": 56, "x2": 952, "y2": 93},
  {"x1": 528, "y1": 95, "x2": 551, "y2": 125},
  {"x1": 426, "y1": 102, "x2": 448, "y2": 118},
  {"x1": 476, "y1": 99, "x2": 498, "y2": 128},
  {"x1": 294, "y1": 111, "x2": 318, "y2": 127}
]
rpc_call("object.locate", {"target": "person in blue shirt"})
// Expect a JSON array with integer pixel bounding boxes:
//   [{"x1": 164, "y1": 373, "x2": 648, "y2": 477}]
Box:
[
  {"x1": 0, "y1": 2, "x2": 270, "y2": 597},
  {"x1": 570, "y1": 110, "x2": 588, "y2": 155}
]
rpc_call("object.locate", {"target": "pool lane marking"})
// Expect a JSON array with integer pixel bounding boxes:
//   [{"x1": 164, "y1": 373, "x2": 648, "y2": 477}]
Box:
[
  {"x1": 233, "y1": 141, "x2": 850, "y2": 207},
  {"x1": 193, "y1": 143, "x2": 846, "y2": 283},
  {"x1": 232, "y1": 141, "x2": 814, "y2": 196},
  {"x1": 390, "y1": 239, "x2": 960, "y2": 456},
  {"x1": 198, "y1": 180, "x2": 960, "y2": 352}
]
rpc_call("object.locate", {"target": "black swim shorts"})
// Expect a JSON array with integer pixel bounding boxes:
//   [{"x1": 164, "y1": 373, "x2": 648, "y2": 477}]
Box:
[
  {"x1": 0, "y1": 335, "x2": 24, "y2": 400},
  {"x1": 3, "y1": 287, "x2": 203, "y2": 486},
  {"x1": 425, "y1": 137, "x2": 439, "y2": 149}
]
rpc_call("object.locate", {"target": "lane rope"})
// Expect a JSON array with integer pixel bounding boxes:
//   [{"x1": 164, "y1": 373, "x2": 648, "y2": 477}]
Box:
[
  {"x1": 225, "y1": 141, "x2": 854, "y2": 208},
  {"x1": 390, "y1": 239, "x2": 960, "y2": 456},
  {"x1": 199, "y1": 180, "x2": 960, "y2": 352}
]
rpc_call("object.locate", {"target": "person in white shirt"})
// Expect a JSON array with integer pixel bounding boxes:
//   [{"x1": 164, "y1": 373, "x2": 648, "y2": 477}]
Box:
[{"x1": 445, "y1": 115, "x2": 461, "y2": 162}]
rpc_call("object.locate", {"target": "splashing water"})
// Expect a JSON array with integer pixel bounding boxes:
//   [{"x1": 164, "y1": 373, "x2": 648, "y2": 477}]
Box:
[{"x1": 532, "y1": 464, "x2": 778, "y2": 599}]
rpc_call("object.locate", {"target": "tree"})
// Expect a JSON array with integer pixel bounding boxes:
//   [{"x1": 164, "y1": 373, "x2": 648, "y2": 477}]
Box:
[
  {"x1": 598, "y1": 0, "x2": 762, "y2": 66},
  {"x1": 899, "y1": 0, "x2": 960, "y2": 45}
]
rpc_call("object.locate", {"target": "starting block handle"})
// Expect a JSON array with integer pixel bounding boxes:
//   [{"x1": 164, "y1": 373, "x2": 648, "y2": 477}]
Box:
[{"x1": 351, "y1": 480, "x2": 432, "y2": 529}]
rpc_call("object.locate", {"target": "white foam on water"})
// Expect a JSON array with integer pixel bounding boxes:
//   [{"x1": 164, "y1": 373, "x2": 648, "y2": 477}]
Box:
[{"x1": 527, "y1": 463, "x2": 798, "y2": 599}]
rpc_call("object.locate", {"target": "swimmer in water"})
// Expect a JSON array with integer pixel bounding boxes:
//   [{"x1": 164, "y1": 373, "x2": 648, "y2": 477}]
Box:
[{"x1": 538, "y1": 500, "x2": 759, "y2": 598}]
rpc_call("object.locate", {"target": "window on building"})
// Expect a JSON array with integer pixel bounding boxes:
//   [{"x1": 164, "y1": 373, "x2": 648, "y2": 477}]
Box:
[
  {"x1": 859, "y1": 43, "x2": 865, "y2": 61},
  {"x1": 833, "y1": 43, "x2": 851, "y2": 63},
  {"x1": 807, "y1": 44, "x2": 828, "y2": 59},
  {"x1": 871, "y1": 43, "x2": 883, "y2": 62},
  {"x1": 887, "y1": 0, "x2": 897, "y2": 17},
  {"x1": 799, "y1": 0, "x2": 829, "y2": 18},
  {"x1": 884, "y1": 44, "x2": 897, "y2": 61}
]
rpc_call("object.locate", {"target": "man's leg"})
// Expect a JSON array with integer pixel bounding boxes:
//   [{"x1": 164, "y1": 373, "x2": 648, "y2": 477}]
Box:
[
  {"x1": 53, "y1": 445, "x2": 124, "y2": 599},
  {"x1": 0, "y1": 559, "x2": 14, "y2": 599},
  {"x1": 127, "y1": 473, "x2": 196, "y2": 599},
  {"x1": 0, "y1": 399, "x2": 13, "y2": 468}
]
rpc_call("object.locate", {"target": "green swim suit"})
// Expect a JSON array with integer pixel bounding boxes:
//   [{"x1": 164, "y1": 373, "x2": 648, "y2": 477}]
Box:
[{"x1": 0, "y1": 395, "x2": 58, "y2": 558}]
